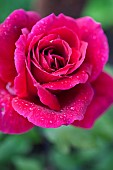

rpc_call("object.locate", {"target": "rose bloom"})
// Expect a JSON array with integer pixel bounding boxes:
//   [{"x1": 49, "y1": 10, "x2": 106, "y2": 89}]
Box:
[{"x1": 0, "y1": 9, "x2": 113, "y2": 134}]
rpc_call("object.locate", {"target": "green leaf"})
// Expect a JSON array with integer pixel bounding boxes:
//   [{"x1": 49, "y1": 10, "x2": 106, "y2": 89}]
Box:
[
  {"x1": 0, "y1": 135, "x2": 31, "y2": 162},
  {"x1": 104, "y1": 64, "x2": 113, "y2": 76},
  {"x1": 43, "y1": 106, "x2": 113, "y2": 153},
  {"x1": 0, "y1": 0, "x2": 32, "y2": 22},
  {"x1": 13, "y1": 157, "x2": 43, "y2": 170}
]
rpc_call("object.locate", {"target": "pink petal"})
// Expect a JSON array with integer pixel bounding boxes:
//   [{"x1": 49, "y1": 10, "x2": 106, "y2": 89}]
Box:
[
  {"x1": 0, "y1": 79, "x2": 34, "y2": 134},
  {"x1": 12, "y1": 84, "x2": 94, "y2": 128},
  {"x1": 31, "y1": 60, "x2": 62, "y2": 83},
  {"x1": 0, "y1": 9, "x2": 40, "y2": 82},
  {"x1": 51, "y1": 14, "x2": 79, "y2": 37},
  {"x1": 43, "y1": 64, "x2": 91, "y2": 90},
  {"x1": 26, "y1": 66, "x2": 60, "y2": 111},
  {"x1": 14, "y1": 34, "x2": 28, "y2": 97},
  {"x1": 37, "y1": 85, "x2": 60, "y2": 111},
  {"x1": 72, "y1": 72, "x2": 113, "y2": 128},
  {"x1": 76, "y1": 17, "x2": 109, "y2": 81},
  {"x1": 15, "y1": 32, "x2": 63, "y2": 84},
  {"x1": 27, "y1": 13, "x2": 56, "y2": 43},
  {"x1": 49, "y1": 27, "x2": 80, "y2": 48},
  {"x1": 67, "y1": 41, "x2": 88, "y2": 74}
]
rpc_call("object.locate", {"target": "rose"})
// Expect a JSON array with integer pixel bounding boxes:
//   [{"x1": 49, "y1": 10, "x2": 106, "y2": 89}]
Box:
[{"x1": 0, "y1": 9, "x2": 113, "y2": 134}]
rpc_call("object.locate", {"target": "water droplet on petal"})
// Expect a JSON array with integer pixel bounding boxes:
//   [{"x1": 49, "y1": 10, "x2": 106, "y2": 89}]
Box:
[
  {"x1": 49, "y1": 120, "x2": 53, "y2": 123},
  {"x1": 70, "y1": 106, "x2": 75, "y2": 111},
  {"x1": 50, "y1": 40, "x2": 53, "y2": 43},
  {"x1": 60, "y1": 115, "x2": 63, "y2": 119},
  {"x1": 29, "y1": 107, "x2": 33, "y2": 111}
]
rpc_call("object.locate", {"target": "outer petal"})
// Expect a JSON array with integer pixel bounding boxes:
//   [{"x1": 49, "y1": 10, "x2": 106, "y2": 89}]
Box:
[
  {"x1": 27, "y1": 13, "x2": 79, "y2": 44},
  {"x1": 27, "y1": 13, "x2": 56, "y2": 43},
  {"x1": 76, "y1": 17, "x2": 109, "y2": 81},
  {"x1": 72, "y1": 72, "x2": 113, "y2": 128},
  {"x1": 12, "y1": 84, "x2": 94, "y2": 128},
  {"x1": 51, "y1": 14, "x2": 79, "y2": 37},
  {"x1": 0, "y1": 9, "x2": 40, "y2": 82},
  {"x1": 14, "y1": 34, "x2": 28, "y2": 97},
  {"x1": 0, "y1": 79, "x2": 34, "y2": 134}
]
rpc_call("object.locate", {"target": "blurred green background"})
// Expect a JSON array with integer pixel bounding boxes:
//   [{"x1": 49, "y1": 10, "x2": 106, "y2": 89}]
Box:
[{"x1": 0, "y1": 0, "x2": 113, "y2": 170}]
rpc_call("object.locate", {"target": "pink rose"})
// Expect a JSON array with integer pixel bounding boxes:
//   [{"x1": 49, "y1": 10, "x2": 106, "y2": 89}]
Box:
[{"x1": 0, "y1": 9, "x2": 113, "y2": 134}]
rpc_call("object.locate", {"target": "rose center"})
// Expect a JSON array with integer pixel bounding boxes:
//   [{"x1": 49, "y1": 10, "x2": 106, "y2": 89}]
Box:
[{"x1": 40, "y1": 47, "x2": 65, "y2": 71}]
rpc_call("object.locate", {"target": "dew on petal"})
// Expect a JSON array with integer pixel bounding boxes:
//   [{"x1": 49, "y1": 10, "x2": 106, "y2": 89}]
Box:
[
  {"x1": 29, "y1": 107, "x2": 33, "y2": 111},
  {"x1": 0, "y1": 103, "x2": 5, "y2": 116},
  {"x1": 76, "y1": 76, "x2": 79, "y2": 78},
  {"x1": 59, "y1": 115, "x2": 63, "y2": 119},
  {"x1": 70, "y1": 106, "x2": 75, "y2": 111}
]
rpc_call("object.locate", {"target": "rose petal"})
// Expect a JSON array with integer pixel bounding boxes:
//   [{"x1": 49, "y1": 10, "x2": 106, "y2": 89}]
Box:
[
  {"x1": 31, "y1": 60, "x2": 62, "y2": 83},
  {"x1": 49, "y1": 27, "x2": 80, "y2": 48},
  {"x1": 43, "y1": 64, "x2": 91, "y2": 90},
  {"x1": 12, "y1": 83, "x2": 93, "y2": 128},
  {"x1": 14, "y1": 34, "x2": 28, "y2": 97},
  {"x1": 26, "y1": 65, "x2": 60, "y2": 111},
  {"x1": 76, "y1": 17, "x2": 109, "y2": 81},
  {"x1": 0, "y1": 79, "x2": 34, "y2": 134},
  {"x1": 72, "y1": 72, "x2": 113, "y2": 128},
  {"x1": 37, "y1": 85, "x2": 60, "y2": 111},
  {"x1": 27, "y1": 13, "x2": 56, "y2": 43},
  {"x1": 51, "y1": 14, "x2": 79, "y2": 37},
  {"x1": 0, "y1": 9, "x2": 40, "y2": 82},
  {"x1": 67, "y1": 41, "x2": 88, "y2": 74}
]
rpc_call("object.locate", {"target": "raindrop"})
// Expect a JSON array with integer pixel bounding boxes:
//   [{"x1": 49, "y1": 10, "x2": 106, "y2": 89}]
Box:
[
  {"x1": 37, "y1": 108, "x2": 40, "y2": 111},
  {"x1": 51, "y1": 112, "x2": 55, "y2": 115},
  {"x1": 0, "y1": 103, "x2": 5, "y2": 116},
  {"x1": 14, "y1": 99, "x2": 18, "y2": 102},
  {"x1": 49, "y1": 120, "x2": 53, "y2": 123},
  {"x1": 70, "y1": 106, "x2": 75, "y2": 111},
  {"x1": 60, "y1": 115, "x2": 63, "y2": 119},
  {"x1": 50, "y1": 40, "x2": 53, "y2": 43},
  {"x1": 29, "y1": 107, "x2": 33, "y2": 111},
  {"x1": 4, "y1": 31, "x2": 7, "y2": 35}
]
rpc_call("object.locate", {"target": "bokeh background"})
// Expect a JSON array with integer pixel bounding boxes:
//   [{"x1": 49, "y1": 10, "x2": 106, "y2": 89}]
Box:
[{"x1": 0, "y1": 0, "x2": 113, "y2": 170}]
